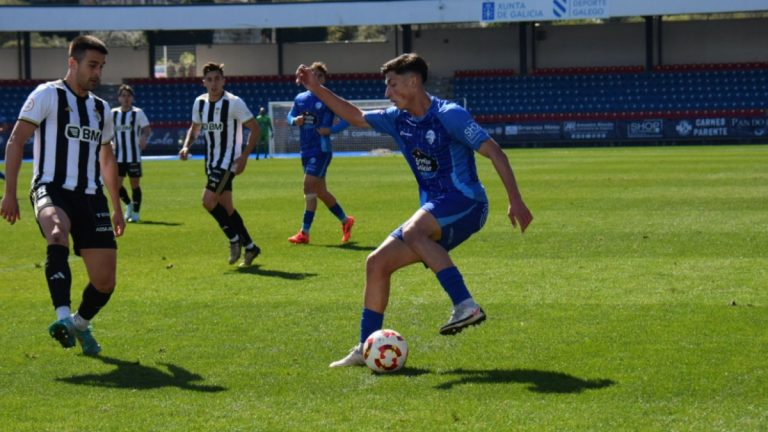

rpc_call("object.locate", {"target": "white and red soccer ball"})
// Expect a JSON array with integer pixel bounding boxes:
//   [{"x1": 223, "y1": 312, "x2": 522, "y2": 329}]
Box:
[{"x1": 363, "y1": 329, "x2": 408, "y2": 373}]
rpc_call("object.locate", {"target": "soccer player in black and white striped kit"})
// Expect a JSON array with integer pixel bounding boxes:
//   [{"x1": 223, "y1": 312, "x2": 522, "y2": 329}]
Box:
[
  {"x1": 112, "y1": 84, "x2": 151, "y2": 223},
  {"x1": 179, "y1": 62, "x2": 261, "y2": 267},
  {"x1": 0, "y1": 35, "x2": 125, "y2": 355}
]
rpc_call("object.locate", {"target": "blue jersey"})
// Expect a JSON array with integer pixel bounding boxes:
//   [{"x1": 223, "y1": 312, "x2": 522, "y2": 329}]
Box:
[
  {"x1": 364, "y1": 96, "x2": 491, "y2": 204},
  {"x1": 288, "y1": 90, "x2": 336, "y2": 154}
]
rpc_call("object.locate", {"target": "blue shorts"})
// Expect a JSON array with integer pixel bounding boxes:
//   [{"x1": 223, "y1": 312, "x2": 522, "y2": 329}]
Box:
[
  {"x1": 391, "y1": 192, "x2": 489, "y2": 251},
  {"x1": 302, "y1": 151, "x2": 332, "y2": 178}
]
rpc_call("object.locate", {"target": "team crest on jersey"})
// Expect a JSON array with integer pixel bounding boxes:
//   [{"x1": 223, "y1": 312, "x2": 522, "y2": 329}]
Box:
[
  {"x1": 315, "y1": 101, "x2": 323, "y2": 110},
  {"x1": 425, "y1": 130, "x2": 436, "y2": 145},
  {"x1": 22, "y1": 98, "x2": 34, "y2": 112},
  {"x1": 65, "y1": 124, "x2": 102, "y2": 143},
  {"x1": 94, "y1": 111, "x2": 102, "y2": 123}
]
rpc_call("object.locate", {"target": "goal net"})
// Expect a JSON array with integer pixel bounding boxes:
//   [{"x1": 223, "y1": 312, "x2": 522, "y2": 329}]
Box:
[{"x1": 268, "y1": 99, "x2": 397, "y2": 156}]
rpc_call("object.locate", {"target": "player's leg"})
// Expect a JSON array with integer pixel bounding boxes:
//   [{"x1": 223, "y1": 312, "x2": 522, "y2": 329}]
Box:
[
  {"x1": 117, "y1": 164, "x2": 133, "y2": 220},
  {"x1": 330, "y1": 236, "x2": 422, "y2": 368},
  {"x1": 75, "y1": 248, "x2": 115, "y2": 355},
  {"x1": 203, "y1": 170, "x2": 241, "y2": 263},
  {"x1": 128, "y1": 168, "x2": 142, "y2": 222},
  {"x1": 288, "y1": 171, "x2": 319, "y2": 244},
  {"x1": 408, "y1": 195, "x2": 489, "y2": 335},
  {"x1": 67, "y1": 191, "x2": 118, "y2": 355},
  {"x1": 33, "y1": 192, "x2": 77, "y2": 349},
  {"x1": 315, "y1": 153, "x2": 354, "y2": 242},
  {"x1": 219, "y1": 190, "x2": 260, "y2": 267}
]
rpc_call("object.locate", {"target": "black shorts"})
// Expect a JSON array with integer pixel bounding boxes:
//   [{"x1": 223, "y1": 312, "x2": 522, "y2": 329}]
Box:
[
  {"x1": 118, "y1": 162, "x2": 142, "y2": 178},
  {"x1": 205, "y1": 168, "x2": 234, "y2": 194},
  {"x1": 30, "y1": 184, "x2": 117, "y2": 256}
]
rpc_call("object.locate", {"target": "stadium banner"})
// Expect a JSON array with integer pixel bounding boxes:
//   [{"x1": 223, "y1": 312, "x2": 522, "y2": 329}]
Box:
[{"x1": 481, "y1": 116, "x2": 768, "y2": 144}]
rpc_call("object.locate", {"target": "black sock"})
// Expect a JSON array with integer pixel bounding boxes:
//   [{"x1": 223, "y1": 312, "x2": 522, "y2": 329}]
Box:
[
  {"x1": 77, "y1": 283, "x2": 112, "y2": 321},
  {"x1": 132, "y1": 187, "x2": 142, "y2": 212},
  {"x1": 45, "y1": 245, "x2": 72, "y2": 309},
  {"x1": 119, "y1": 186, "x2": 131, "y2": 206},
  {"x1": 229, "y1": 210, "x2": 254, "y2": 246},
  {"x1": 209, "y1": 204, "x2": 238, "y2": 241}
]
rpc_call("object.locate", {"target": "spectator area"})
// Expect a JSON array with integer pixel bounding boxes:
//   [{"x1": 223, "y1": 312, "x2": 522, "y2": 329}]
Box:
[{"x1": 1, "y1": 63, "x2": 766, "y2": 132}]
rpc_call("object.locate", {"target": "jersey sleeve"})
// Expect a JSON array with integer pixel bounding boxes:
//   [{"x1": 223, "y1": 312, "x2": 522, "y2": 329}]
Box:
[
  {"x1": 439, "y1": 104, "x2": 490, "y2": 150},
  {"x1": 136, "y1": 109, "x2": 150, "y2": 128},
  {"x1": 191, "y1": 97, "x2": 202, "y2": 124},
  {"x1": 101, "y1": 102, "x2": 115, "y2": 145},
  {"x1": 233, "y1": 97, "x2": 254, "y2": 123},
  {"x1": 18, "y1": 84, "x2": 52, "y2": 126},
  {"x1": 363, "y1": 108, "x2": 399, "y2": 138}
]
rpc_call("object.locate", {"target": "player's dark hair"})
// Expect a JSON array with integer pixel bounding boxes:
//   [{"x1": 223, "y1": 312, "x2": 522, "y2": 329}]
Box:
[
  {"x1": 381, "y1": 53, "x2": 428, "y2": 84},
  {"x1": 68, "y1": 35, "x2": 108, "y2": 63},
  {"x1": 310, "y1": 61, "x2": 328, "y2": 77},
  {"x1": 203, "y1": 62, "x2": 225, "y2": 76},
  {"x1": 117, "y1": 84, "x2": 134, "y2": 97}
]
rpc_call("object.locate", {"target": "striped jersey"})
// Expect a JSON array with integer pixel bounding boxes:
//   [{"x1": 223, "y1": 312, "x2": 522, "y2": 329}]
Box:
[
  {"x1": 364, "y1": 95, "x2": 490, "y2": 204},
  {"x1": 18, "y1": 79, "x2": 114, "y2": 195},
  {"x1": 111, "y1": 106, "x2": 150, "y2": 163},
  {"x1": 191, "y1": 91, "x2": 254, "y2": 174}
]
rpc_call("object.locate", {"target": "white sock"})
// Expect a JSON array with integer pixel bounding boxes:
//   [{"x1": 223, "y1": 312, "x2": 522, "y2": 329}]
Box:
[
  {"x1": 72, "y1": 313, "x2": 90, "y2": 331},
  {"x1": 55, "y1": 306, "x2": 71, "y2": 321}
]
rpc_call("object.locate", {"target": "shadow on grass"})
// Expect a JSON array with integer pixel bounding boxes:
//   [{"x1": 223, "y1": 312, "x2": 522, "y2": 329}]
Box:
[
  {"x1": 435, "y1": 368, "x2": 615, "y2": 394},
  {"x1": 55, "y1": 355, "x2": 226, "y2": 392},
  {"x1": 130, "y1": 220, "x2": 183, "y2": 226},
  {"x1": 233, "y1": 264, "x2": 317, "y2": 280},
  {"x1": 370, "y1": 366, "x2": 431, "y2": 377},
  {"x1": 322, "y1": 241, "x2": 377, "y2": 252}
]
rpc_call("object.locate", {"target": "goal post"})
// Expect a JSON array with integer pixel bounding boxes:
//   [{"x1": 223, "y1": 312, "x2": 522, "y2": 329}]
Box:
[{"x1": 268, "y1": 99, "x2": 397, "y2": 156}]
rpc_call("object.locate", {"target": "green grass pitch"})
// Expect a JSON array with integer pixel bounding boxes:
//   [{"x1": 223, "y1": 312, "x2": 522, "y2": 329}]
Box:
[{"x1": 1, "y1": 145, "x2": 766, "y2": 431}]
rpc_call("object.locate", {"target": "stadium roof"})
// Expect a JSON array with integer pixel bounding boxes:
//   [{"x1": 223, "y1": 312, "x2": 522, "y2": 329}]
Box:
[{"x1": 0, "y1": 0, "x2": 766, "y2": 32}]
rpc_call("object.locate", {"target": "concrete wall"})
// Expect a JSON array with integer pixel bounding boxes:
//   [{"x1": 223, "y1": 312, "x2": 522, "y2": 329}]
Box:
[
  {"x1": 534, "y1": 21, "x2": 646, "y2": 68},
  {"x1": 1, "y1": 19, "x2": 766, "y2": 83},
  {"x1": 412, "y1": 26, "x2": 520, "y2": 75},
  {"x1": 663, "y1": 18, "x2": 768, "y2": 64}
]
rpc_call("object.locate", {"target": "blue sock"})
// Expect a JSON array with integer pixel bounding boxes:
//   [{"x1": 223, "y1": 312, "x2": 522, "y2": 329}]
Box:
[
  {"x1": 360, "y1": 308, "x2": 384, "y2": 344},
  {"x1": 436, "y1": 266, "x2": 472, "y2": 306},
  {"x1": 328, "y1": 203, "x2": 347, "y2": 223},
  {"x1": 301, "y1": 210, "x2": 315, "y2": 233}
]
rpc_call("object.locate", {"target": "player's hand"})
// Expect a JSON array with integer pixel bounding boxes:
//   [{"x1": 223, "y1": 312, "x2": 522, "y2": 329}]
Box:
[
  {"x1": 179, "y1": 147, "x2": 189, "y2": 160},
  {"x1": 0, "y1": 195, "x2": 21, "y2": 225},
  {"x1": 508, "y1": 199, "x2": 533, "y2": 234},
  {"x1": 293, "y1": 115, "x2": 305, "y2": 127},
  {"x1": 295, "y1": 64, "x2": 318, "y2": 89},
  {"x1": 233, "y1": 155, "x2": 247, "y2": 175},
  {"x1": 113, "y1": 210, "x2": 125, "y2": 237},
  {"x1": 317, "y1": 127, "x2": 331, "y2": 136}
]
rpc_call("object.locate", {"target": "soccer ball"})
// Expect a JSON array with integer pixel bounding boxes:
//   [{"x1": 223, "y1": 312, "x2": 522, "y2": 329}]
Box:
[{"x1": 363, "y1": 329, "x2": 408, "y2": 373}]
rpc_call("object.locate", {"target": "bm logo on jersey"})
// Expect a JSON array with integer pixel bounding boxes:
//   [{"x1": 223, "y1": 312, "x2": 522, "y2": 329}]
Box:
[
  {"x1": 66, "y1": 124, "x2": 102, "y2": 143},
  {"x1": 202, "y1": 122, "x2": 224, "y2": 131},
  {"x1": 115, "y1": 124, "x2": 133, "y2": 132}
]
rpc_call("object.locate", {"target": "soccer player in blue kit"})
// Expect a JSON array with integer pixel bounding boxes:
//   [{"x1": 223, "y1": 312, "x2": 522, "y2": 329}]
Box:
[
  {"x1": 287, "y1": 62, "x2": 355, "y2": 245},
  {"x1": 295, "y1": 53, "x2": 534, "y2": 367}
]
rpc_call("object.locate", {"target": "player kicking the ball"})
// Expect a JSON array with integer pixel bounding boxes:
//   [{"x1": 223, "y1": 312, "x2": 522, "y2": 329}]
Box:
[{"x1": 295, "y1": 53, "x2": 533, "y2": 368}]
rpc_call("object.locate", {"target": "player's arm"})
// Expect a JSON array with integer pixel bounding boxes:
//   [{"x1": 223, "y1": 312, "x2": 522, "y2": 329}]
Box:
[
  {"x1": 99, "y1": 142, "x2": 125, "y2": 237},
  {"x1": 234, "y1": 118, "x2": 260, "y2": 174},
  {"x1": 179, "y1": 123, "x2": 201, "y2": 160},
  {"x1": 295, "y1": 65, "x2": 369, "y2": 128},
  {"x1": 139, "y1": 125, "x2": 152, "y2": 151},
  {"x1": 477, "y1": 139, "x2": 533, "y2": 233},
  {"x1": 0, "y1": 120, "x2": 36, "y2": 224}
]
